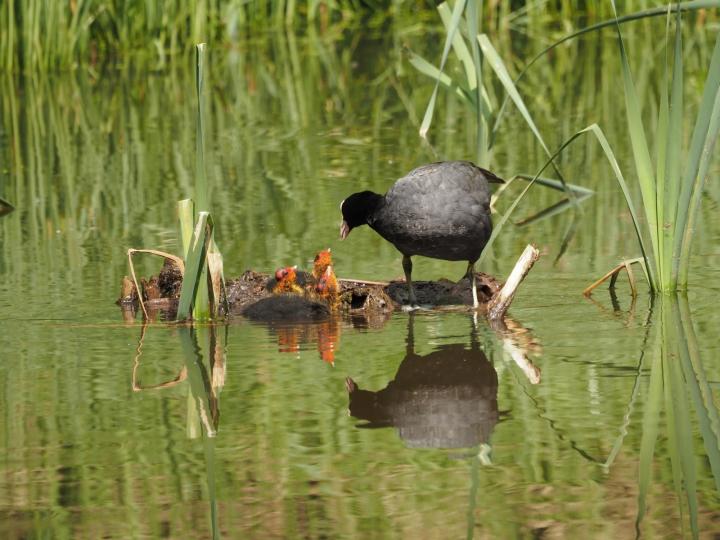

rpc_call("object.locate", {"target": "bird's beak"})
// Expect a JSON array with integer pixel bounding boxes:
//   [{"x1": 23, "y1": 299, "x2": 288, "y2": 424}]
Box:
[{"x1": 339, "y1": 221, "x2": 350, "y2": 240}]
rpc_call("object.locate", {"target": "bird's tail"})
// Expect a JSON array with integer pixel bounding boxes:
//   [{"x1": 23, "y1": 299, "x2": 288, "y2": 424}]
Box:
[{"x1": 480, "y1": 168, "x2": 505, "y2": 184}]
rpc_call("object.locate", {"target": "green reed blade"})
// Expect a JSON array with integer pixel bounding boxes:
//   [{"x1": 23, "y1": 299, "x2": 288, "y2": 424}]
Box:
[
  {"x1": 194, "y1": 43, "x2": 210, "y2": 319},
  {"x1": 662, "y1": 299, "x2": 700, "y2": 538},
  {"x1": 676, "y1": 29, "x2": 720, "y2": 286},
  {"x1": 610, "y1": 1, "x2": 659, "y2": 275},
  {"x1": 179, "y1": 326, "x2": 220, "y2": 538},
  {"x1": 407, "y1": 51, "x2": 476, "y2": 107},
  {"x1": 478, "y1": 128, "x2": 588, "y2": 266},
  {"x1": 679, "y1": 90, "x2": 720, "y2": 288},
  {"x1": 662, "y1": 321, "x2": 684, "y2": 530},
  {"x1": 477, "y1": 34, "x2": 548, "y2": 157},
  {"x1": 465, "y1": 0, "x2": 488, "y2": 166},
  {"x1": 177, "y1": 211, "x2": 213, "y2": 321},
  {"x1": 677, "y1": 297, "x2": 720, "y2": 493},
  {"x1": 656, "y1": 8, "x2": 671, "y2": 287},
  {"x1": 480, "y1": 123, "x2": 652, "y2": 275},
  {"x1": 636, "y1": 346, "x2": 663, "y2": 533},
  {"x1": 662, "y1": 8, "x2": 684, "y2": 290},
  {"x1": 581, "y1": 124, "x2": 656, "y2": 288},
  {"x1": 178, "y1": 198, "x2": 195, "y2": 257},
  {"x1": 195, "y1": 43, "x2": 208, "y2": 214},
  {"x1": 179, "y1": 327, "x2": 217, "y2": 437},
  {"x1": 478, "y1": 173, "x2": 537, "y2": 266},
  {"x1": 514, "y1": 174, "x2": 594, "y2": 196},
  {"x1": 477, "y1": 34, "x2": 574, "y2": 200},
  {"x1": 437, "y1": 2, "x2": 475, "y2": 90},
  {"x1": 492, "y1": 1, "x2": 720, "y2": 136},
  {"x1": 419, "y1": 0, "x2": 467, "y2": 139},
  {"x1": 513, "y1": 195, "x2": 591, "y2": 228},
  {"x1": 604, "y1": 306, "x2": 655, "y2": 471}
]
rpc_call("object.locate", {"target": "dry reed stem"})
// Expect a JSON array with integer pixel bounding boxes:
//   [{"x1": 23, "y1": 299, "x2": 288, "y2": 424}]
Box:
[
  {"x1": 127, "y1": 248, "x2": 186, "y2": 320},
  {"x1": 583, "y1": 260, "x2": 639, "y2": 297},
  {"x1": 487, "y1": 244, "x2": 540, "y2": 320}
]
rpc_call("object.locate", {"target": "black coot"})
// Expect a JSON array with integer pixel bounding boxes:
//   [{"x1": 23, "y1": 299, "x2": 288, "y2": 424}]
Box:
[
  {"x1": 339, "y1": 161, "x2": 503, "y2": 308},
  {"x1": 243, "y1": 295, "x2": 330, "y2": 321}
]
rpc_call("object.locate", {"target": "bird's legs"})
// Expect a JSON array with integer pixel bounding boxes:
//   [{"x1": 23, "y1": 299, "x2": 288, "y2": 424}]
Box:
[
  {"x1": 402, "y1": 255, "x2": 418, "y2": 307},
  {"x1": 466, "y1": 261, "x2": 479, "y2": 309}
]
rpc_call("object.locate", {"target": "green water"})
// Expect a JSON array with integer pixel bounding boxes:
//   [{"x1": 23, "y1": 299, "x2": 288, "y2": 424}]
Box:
[{"x1": 2, "y1": 22, "x2": 720, "y2": 539}]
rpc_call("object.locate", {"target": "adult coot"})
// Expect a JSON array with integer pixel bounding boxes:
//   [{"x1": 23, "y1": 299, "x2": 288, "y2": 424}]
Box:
[
  {"x1": 339, "y1": 161, "x2": 503, "y2": 308},
  {"x1": 242, "y1": 295, "x2": 330, "y2": 321}
]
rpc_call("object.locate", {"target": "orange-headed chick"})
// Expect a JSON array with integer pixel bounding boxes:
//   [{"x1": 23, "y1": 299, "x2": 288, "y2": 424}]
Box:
[
  {"x1": 316, "y1": 265, "x2": 339, "y2": 306},
  {"x1": 273, "y1": 266, "x2": 304, "y2": 295},
  {"x1": 312, "y1": 249, "x2": 333, "y2": 280}
]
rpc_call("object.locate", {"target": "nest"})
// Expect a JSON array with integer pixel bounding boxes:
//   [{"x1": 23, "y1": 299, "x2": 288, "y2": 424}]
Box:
[
  {"x1": 119, "y1": 264, "x2": 500, "y2": 317},
  {"x1": 117, "y1": 244, "x2": 542, "y2": 323}
]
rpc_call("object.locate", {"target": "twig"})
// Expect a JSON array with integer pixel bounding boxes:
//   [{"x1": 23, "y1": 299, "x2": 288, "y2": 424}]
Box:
[
  {"x1": 583, "y1": 258, "x2": 641, "y2": 297},
  {"x1": 127, "y1": 250, "x2": 149, "y2": 320},
  {"x1": 487, "y1": 244, "x2": 540, "y2": 321},
  {"x1": 338, "y1": 277, "x2": 391, "y2": 286}
]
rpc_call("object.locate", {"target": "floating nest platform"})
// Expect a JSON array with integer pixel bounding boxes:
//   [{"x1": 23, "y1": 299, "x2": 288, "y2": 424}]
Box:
[
  {"x1": 118, "y1": 245, "x2": 540, "y2": 323},
  {"x1": 225, "y1": 270, "x2": 502, "y2": 315}
]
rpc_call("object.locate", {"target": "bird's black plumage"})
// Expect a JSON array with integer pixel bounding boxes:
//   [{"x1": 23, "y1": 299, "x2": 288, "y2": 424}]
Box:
[
  {"x1": 340, "y1": 161, "x2": 502, "y2": 307},
  {"x1": 243, "y1": 295, "x2": 330, "y2": 321}
]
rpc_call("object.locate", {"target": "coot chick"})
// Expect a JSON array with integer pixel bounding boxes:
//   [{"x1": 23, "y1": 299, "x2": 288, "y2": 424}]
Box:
[
  {"x1": 266, "y1": 266, "x2": 308, "y2": 294},
  {"x1": 312, "y1": 249, "x2": 333, "y2": 280},
  {"x1": 315, "y1": 265, "x2": 340, "y2": 308},
  {"x1": 340, "y1": 161, "x2": 503, "y2": 308},
  {"x1": 264, "y1": 249, "x2": 333, "y2": 294}
]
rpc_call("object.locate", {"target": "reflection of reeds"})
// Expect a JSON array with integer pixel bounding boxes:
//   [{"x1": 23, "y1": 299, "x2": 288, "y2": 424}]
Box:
[{"x1": 635, "y1": 295, "x2": 720, "y2": 537}]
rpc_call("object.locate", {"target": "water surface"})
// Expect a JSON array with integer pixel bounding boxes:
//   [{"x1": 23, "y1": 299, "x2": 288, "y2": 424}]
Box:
[{"x1": 1, "y1": 22, "x2": 720, "y2": 539}]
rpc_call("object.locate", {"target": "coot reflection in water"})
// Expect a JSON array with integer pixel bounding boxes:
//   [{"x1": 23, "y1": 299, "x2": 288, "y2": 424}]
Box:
[
  {"x1": 264, "y1": 318, "x2": 343, "y2": 365},
  {"x1": 248, "y1": 309, "x2": 392, "y2": 365},
  {"x1": 346, "y1": 315, "x2": 499, "y2": 449}
]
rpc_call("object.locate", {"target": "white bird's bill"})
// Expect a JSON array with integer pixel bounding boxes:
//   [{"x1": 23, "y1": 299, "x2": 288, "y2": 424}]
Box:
[{"x1": 340, "y1": 220, "x2": 350, "y2": 240}]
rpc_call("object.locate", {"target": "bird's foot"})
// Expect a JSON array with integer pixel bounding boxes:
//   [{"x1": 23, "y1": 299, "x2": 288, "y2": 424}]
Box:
[{"x1": 401, "y1": 303, "x2": 435, "y2": 312}]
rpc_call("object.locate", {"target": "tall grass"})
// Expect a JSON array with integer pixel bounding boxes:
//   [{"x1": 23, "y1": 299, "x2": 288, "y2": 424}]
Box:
[
  {"x1": 2, "y1": 1, "x2": 703, "y2": 73},
  {"x1": 413, "y1": 1, "x2": 720, "y2": 292},
  {"x1": 0, "y1": 0, "x2": 417, "y2": 72},
  {"x1": 409, "y1": 0, "x2": 591, "y2": 263},
  {"x1": 605, "y1": 2, "x2": 720, "y2": 292},
  {"x1": 517, "y1": 2, "x2": 720, "y2": 292}
]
